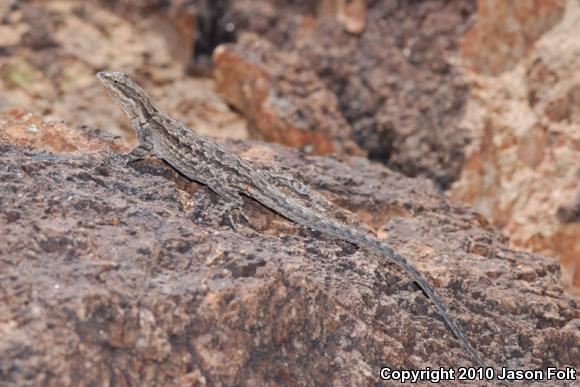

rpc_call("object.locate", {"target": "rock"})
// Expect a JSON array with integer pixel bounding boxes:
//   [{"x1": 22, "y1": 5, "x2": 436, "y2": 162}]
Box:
[
  {"x1": 0, "y1": 108, "x2": 128, "y2": 153},
  {"x1": 0, "y1": 1, "x2": 578, "y2": 384},
  {"x1": 460, "y1": 0, "x2": 566, "y2": 75},
  {"x1": 0, "y1": 1, "x2": 477, "y2": 189},
  {"x1": 451, "y1": 0, "x2": 580, "y2": 293},
  {"x1": 213, "y1": 33, "x2": 362, "y2": 156},
  {"x1": 225, "y1": 0, "x2": 477, "y2": 189},
  {"x1": 223, "y1": 0, "x2": 317, "y2": 49},
  {"x1": 1, "y1": 116, "x2": 578, "y2": 385},
  {"x1": 301, "y1": 0, "x2": 477, "y2": 189},
  {"x1": 0, "y1": 1, "x2": 246, "y2": 143},
  {"x1": 187, "y1": 0, "x2": 236, "y2": 74},
  {"x1": 319, "y1": 0, "x2": 367, "y2": 35}
]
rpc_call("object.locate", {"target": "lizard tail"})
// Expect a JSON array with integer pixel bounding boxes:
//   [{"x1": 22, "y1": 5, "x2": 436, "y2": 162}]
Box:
[
  {"x1": 252, "y1": 189, "x2": 485, "y2": 367},
  {"x1": 353, "y1": 232, "x2": 485, "y2": 368},
  {"x1": 374, "y1": 240, "x2": 485, "y2": 368},
  {"x1": 311, "y1": 216, "x2": 486, "y2": 367}
]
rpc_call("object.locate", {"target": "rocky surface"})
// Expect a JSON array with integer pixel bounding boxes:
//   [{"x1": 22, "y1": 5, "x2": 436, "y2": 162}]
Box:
[
  {"x1": 223, "y1": 0, "x2": 477, "y2": 189},
  {"x1": 1, "y1": 114, "x2": 578, "y2": 385},
  {"x1": 1, "y1": 1, "x2": 579, "y2": 384},
  {"x1": 460, "y1": 0, "x2": 566, "y2": 75},
  {"x1": 0, "y1": 0, "x2": 246, "y2": 142},
  {"x1": 452, "y1": 0, "x2": 580, "y2": 292},
  {"x1": 0, "y1": 0, "x2": 478, "y2": 187},
  {"x1": 213, "y1": 33, "x2": 362, "y2": 155}
]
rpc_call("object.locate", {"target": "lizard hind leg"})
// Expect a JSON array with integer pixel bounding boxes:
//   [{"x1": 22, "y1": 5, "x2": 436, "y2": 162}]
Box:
[{"x1": 209, "y1": 185, "x2": 252, "y2": 230}]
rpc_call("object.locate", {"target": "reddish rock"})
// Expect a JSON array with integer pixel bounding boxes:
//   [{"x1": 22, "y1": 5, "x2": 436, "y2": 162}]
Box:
[
  {"x1": 452, "y1": 0, "x2": 580, "y2": 293},
  {"x1": 1, "y1": 116, "x2": 578, "y2": 384},
  {"x1": 213, "y1": 33, "x2": 362, "y2": 156},
  {"x1": 1, "y1": 2, "x2": 579, "y2": 383},
  {"x1": 460, "y1": 0, "x2": 566, "y2": 75},
  {"x1": 0, "y1": 108, "x2": 127, "y2": 153},
  {"x1": 225, "y1": 1, "x2": 477, "y2": 189}
]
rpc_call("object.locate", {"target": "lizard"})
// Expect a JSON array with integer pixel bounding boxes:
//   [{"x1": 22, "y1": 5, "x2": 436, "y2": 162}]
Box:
[{"x1": 96, "y1": 71, "x2": 485, "y2": 368}]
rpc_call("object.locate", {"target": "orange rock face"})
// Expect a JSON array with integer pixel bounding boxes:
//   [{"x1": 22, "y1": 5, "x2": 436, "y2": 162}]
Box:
[
  {"x1": 213, "y1": 34, "x2": 363, "y2": 156},
  {"x1": 453, "y1": 0, "x2": 580, "y2": 292},
  {"x1": 460, "y1": 0, "x2": 566, "y2": 75},
  {"x1": 0, "y1": 108, "x2": 127, "y2": 153}
]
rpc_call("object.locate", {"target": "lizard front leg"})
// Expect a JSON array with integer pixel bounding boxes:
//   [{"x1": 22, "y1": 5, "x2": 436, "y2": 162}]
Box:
[
  {"x1": 125, "y1": 121, "x2": 156, "y2": 163},
  {"x1": 125, "y1": 143, "x2": 155, "y2": 163}
]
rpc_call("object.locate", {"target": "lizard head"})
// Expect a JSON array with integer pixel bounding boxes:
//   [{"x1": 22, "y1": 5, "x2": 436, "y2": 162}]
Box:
[{"x1": 96, "y1": 72, "x2": 157, "y2": 125}]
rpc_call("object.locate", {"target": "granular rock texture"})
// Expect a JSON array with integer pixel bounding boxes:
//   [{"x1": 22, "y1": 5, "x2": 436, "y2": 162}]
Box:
[
  {"x1": 0, "y1": 0, "x2": 247, "y2": 142},
  {"x1": 1, "y1": 115, "x2": 578, "y2": 385},
  {"x1": 213, "y1": 33, "x2": 362, "y2": 155},
  {"x1": 1, "y1": 1, "x2": 476, "y2": 188},
  {"x1": 460, "y1": 0, "x2": 566, "y2": 75},
  {"x1": 0, "y1": 108, "x2": 128, "y2": 153},
  {"x1": 452, "y1": 0, "x2": 580, "y2": 292},
  {"x1": 1, "y1": 1, "x2": 579, "y2": 384},
  {"x1": 224, "y1": 0, "x2": 478, "y2": 189}
]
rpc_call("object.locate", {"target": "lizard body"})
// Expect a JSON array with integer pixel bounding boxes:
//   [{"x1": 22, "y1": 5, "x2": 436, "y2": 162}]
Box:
[{"x1": 97, "y1": 71, "x2": 484, "y2": 367}]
